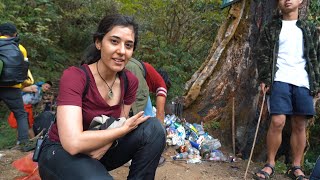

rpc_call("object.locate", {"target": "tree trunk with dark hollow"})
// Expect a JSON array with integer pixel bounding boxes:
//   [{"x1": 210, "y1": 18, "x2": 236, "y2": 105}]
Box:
[{"x1": 183, "y1": 0, "x2": 310, "y2": 161}]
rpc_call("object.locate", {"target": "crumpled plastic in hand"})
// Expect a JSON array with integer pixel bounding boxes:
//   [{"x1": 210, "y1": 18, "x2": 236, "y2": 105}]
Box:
[{"x1": 89, "y1": 115, "x2": 126, "y2": 130}]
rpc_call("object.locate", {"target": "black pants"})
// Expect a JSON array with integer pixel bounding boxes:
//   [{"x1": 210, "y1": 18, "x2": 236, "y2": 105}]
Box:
[
  {"x1": 38, "y1": 117, "x2": 166, "y2": 180},
  {"x1": 0, "y1": 87, "x2": 29, "y2": 142}
]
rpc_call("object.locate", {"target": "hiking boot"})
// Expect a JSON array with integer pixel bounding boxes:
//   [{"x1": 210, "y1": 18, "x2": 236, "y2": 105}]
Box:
[{"x1": 19, "y1": 140, "x2": 36, "y2": 152}]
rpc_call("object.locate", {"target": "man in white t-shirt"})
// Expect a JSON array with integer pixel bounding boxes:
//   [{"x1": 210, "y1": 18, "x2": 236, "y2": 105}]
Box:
[{"x1": 254, "y1": 0, "x2": 320, "y2": 179}]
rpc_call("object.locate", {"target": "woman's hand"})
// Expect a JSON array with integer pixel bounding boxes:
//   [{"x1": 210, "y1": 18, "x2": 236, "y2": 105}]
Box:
[
  {"x1": 87, "y1": 143, "x2": 113, "y2": 160},
  {"x1": 122, "y1": 111, "x2": 149, "y2": 132}
]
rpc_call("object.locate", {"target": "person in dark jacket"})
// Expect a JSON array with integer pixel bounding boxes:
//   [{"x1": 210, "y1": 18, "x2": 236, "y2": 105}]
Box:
[
  {"x1": 0, "y1": 22, "x2": 34, "y2": 152},
  {"x1": 254, "y1": 0, "x2": 319, "y2": 179}
]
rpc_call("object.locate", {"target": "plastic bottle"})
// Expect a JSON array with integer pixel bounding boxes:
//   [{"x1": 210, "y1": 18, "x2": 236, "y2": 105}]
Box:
[
  {"x1": 193, "y1": 123, "x2": 205, "y2": 135},
  {"x1": 212, "y1": 139, "x2": 221, "y2": 150},
  {"x1": 200, "y1": 143, "x2": 211, "y2": 159},
  {"x1": 164, "y1": 115, "x2": 172, "y2": 126},
  {"x1": 187, "y1": 158, "x2": 202, "y2": 164},
  {"x1": 209, "y1": 150, "x2": 227, "y2": 161},
  {"x1": 202, "y1": 138, "x2": 221, "y2": 150},
  {"x1": 189, "y1": 140, "x2": 200, "y2": 150},
  {"x1": 184, "y1": 122, "x2": 198, "y2": 134},
  {"x1": 187, "y1": 147, "x2": 200, "y2": 155},
  {"x1": 169, "y1": 114, "x2": 178, "y2": 123},
  {"x1": 172, "y1": 152, "x2": 188, "y2": 160},
  {"x1": 185, "y1": 129, "x2": 198, "y2": 142},
  {"x1": 176, "y1": 124, "x2": 186, "y2": 140}
]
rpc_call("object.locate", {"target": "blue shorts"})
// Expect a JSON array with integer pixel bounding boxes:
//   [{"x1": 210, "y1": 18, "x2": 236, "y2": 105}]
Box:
[{"x1": 269, "y1": 81, "x2": 315, "y2": 117}]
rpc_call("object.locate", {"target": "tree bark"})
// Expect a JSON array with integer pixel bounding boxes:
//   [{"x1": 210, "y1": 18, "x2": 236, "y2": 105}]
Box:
[{"x1": 183, "y1": 0, "x2": 310, "y2": 161}]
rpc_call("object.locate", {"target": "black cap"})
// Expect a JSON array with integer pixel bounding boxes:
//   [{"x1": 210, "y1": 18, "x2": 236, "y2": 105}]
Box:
[{"x1": 0, "y1": 22, "x2": 17, "y2": 36}]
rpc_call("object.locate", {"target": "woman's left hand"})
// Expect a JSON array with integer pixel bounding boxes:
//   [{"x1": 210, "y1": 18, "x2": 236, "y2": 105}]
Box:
[{"x1": 87, "y1": 143, "x2": 113, "y2": 160}]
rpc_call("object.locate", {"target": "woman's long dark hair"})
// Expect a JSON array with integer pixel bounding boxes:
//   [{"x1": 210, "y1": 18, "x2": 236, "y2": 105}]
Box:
[{"x1": 81, "y1": 14, "x2": 139, "y2": 65}]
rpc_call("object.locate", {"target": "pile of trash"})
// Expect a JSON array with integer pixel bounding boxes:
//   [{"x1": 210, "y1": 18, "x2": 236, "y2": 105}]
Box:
[{"x1": 164, "y1": 114, "x2": 233, "y2": 164}]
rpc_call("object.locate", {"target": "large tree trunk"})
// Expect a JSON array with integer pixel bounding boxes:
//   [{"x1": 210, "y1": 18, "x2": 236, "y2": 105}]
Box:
[{"x1": 183, "y1": 0, "x2": 309, "y2": 161}]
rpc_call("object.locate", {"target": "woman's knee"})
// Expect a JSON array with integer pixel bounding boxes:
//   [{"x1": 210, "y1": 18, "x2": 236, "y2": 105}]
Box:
[
  {"x1": 138, "y1": 117, "x2": 166, "y2": 146},
  {"x1": 144, "y1": 117, "x2": 165, "y2": 137}
]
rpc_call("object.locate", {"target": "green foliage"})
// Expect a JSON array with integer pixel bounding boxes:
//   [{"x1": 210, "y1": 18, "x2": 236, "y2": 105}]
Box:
[
  {"x1": 0, "y1": 0, "x2": 226, "y2": 148},
  {"x1": 308, "y1": 0, "x2": 320, "y2": 25},
  {"x1": 1, "y1": 0, "x2": 226, "y2": 101},
  {"x1": 117, "y1": 0, "x2": 226, "y2": 100},
  {"x1": 1, "y1": 0, "x2": 64, "y2": 81},
  {"x1": 304, "y1": 114, "x2": 320, "y2": 174},
  {"x1": 0, "y1": 0, "x2": 118, "y2": 83},
  {"x1": 275, "y1": 161, "x2": 288, "y2": 174},
  {"x1": 304, "y1": 158, "x2": 316, "y2": 175},
  {"x1": 204, "y1": 121, "x2": 220, "y2": 131}
]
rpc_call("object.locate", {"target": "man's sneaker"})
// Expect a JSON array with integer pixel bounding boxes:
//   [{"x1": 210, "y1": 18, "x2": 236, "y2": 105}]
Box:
[{"x1": 19, "y1": 140, "x2": 36, "y2": 152}]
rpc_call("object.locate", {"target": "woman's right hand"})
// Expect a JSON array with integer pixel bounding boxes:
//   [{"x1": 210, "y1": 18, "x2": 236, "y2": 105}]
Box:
[{"x1": 122, "y1": 111, "x2": 149, "y2": 132}]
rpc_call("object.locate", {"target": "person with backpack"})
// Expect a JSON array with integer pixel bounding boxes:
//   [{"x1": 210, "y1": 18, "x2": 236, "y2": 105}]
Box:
[
  {"x1": 0, "y1": 22, "x2": 34, "y2": 152},
  {"x1": 126, "y1": 58, "x2": 171, "y2": 166},
  {"x1": 37, "y1": 14, "x2": 165, "y2": 179},
  {"x1": 126, "y1": 58, "x2": 171, "y2": 122},
  {"x1": 7, "y1": 81, "x2": 53, "y2": 138}
]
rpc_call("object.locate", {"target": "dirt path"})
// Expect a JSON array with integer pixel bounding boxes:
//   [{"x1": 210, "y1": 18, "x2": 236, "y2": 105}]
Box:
[{"x1": 0, "y1": 147, "x2": 290, "y2": 180}]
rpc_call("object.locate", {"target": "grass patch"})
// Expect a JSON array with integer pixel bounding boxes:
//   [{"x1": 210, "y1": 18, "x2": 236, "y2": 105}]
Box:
[
  {"x1": 275, "y1": 161, "x2": 288, "y2": 174},
  {"x1": 0, "y1": 120, "x2": 16, "y2": 149}
]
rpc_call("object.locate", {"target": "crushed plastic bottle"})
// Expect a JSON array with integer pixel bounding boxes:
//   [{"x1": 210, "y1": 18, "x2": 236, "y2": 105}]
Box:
[
  {"x1": 200, "y1": 143, "x2": 211, "y2": 159},
  {"x1": 165, "y1": 114, "x2": 178, "y2": 127},
  {"x1": 186, "y1": 130, "x2": 198, "y2": 142},
  {"x1": 187, "y1": 147, "x2": 200, "y2": 155},
  {"x1": 189, "y1": 140, "x2": 200, "y2": 150},
  {"x1": 172, "y1": 152, "x2": 188, "y2": 160},
  {"x1": 202, "y1": 138, "x2": 221, "y2": 151},
  {"x1": 209, "y1": 150, "x2": 227, "y2": 161},
  {"x1": 193, "y1": 123, "x2": 205, "y2": 135},
  {"x1": 187, "y1": 158, "x2": 202, "y2": 164},
  {"x1": 176, "y1": 124, "x2": 186, "y2": 140},
  {"x1": 171, "y1": 135, "x2": 185, "y2": 146},
  {"x1": 184, "y1": 122, "x2": 198, "y2": 134}
]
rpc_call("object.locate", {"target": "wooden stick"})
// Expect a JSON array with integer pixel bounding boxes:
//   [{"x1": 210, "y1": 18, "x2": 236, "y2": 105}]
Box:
[
  {"x1": 232, "y1": 96, "x2": 235, "y2": 156},
  {"x1": 244, "y1": 91, "x2": 266, "y2": 179}
]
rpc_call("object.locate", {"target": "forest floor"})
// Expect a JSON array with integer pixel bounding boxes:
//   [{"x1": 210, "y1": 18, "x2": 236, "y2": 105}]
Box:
[{"x1": 0, "y1": 146, "x2": 292, "y2": 180}]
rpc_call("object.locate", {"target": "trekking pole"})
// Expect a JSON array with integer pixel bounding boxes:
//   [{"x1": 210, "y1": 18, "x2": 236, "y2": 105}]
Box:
[
  {"x1": 244, "y1": 90, "x2": 266, "y2": 179},
  {"x1": 232, "y1": 96, "x2": 235, "y2": 157}
]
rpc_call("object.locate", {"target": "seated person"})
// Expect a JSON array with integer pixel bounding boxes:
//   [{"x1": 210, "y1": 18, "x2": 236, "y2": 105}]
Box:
[
  {"x1": 37, "y1": 14, "x2": 166, "y2": 180},
  {"x1": 8, "y1": 81, "x2": 52, "y2": 138}
]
